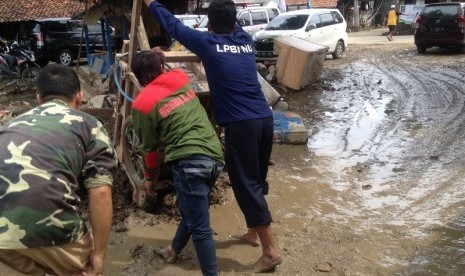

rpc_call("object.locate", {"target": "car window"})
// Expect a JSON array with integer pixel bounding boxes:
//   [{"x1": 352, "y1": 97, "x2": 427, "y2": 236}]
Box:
[
  {"x1": 423, "y1": 5, "x2": 460, "y2": 18},
  {"x1": 197, "y1": 8, "x2": 278, "y2": 29},
  {"x1": 308, "y1": 13, "x2": 322, "y2": 29},
  {"x1": 251, "y1": 11, "x2": 268, "y2": 25},
  {"x1": 48, "y1": 22, "x2": 69, "y2": 32},
  {"x1": 198, "y1": 16, "x2": 208, "y2": 28},
  {"x1": 320, "y1": 13, "x2": 334, "y2": 27},
  {"x1": 331, "y1": 11, "x2": 344, "y2": 24},
  {"x1": 267, "y1": 8, "x2": 280, "y2": 21},
  {"x1": 92, "y1": 25, "x2": 105, "y2": 33},
  {"x1": 238, "y1": 12, "x2": 252, "y2": 26},
  {"x1": 265, "y1": 14, "x2": 309, "y2": 30},
  {"x1": 19, "y1": 21, "x2": 40, "y2": 35},
  {"x1": 181, "y1": 18, "x2": 199, "y2": 28},
  {"x1": 81, "y1": 25, "x2": 99, "y2": 33}
]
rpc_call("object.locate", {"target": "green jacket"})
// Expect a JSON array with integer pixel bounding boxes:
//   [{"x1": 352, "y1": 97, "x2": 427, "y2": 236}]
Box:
[{"x1": 131, "y1": 69, "x2": 223, "y2": 178}]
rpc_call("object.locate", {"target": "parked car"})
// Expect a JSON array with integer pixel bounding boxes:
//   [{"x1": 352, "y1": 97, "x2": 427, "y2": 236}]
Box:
[
  {"x1": 175, "y1": 14, "x2": 205, "y2": 29},
  {"x1": 195, "y1": 4, "x2": 280, "y2": 35},
  {"x1": 17, "y1": 18, "x2": 121, "y2": 66},
  {"x1": 253, "y1": 9, "x2": 348, "y2": 61},
  {"x1": 413, "y1": 2, "x2": 465, "y2": 54}
]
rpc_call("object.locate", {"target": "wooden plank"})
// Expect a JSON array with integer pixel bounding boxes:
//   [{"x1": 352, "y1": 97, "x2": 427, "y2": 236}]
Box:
[
  {"x1": 257, "y1": 72, "x2": 281, "y2": 106},
  {"x1": 184, "y1": 61, "x2": 206, "y2": 80},
  {"x1": 164, "y1": 51, "x2": 201, "y2": 63},
  {"x1": 112, "y1": 41, "x2": 131, "y2": 148},
  {"x1": 128, "y1": 0, "x2": 142, "y2": 74},
  {"x1": 128, "y1": 72, "x2": 142, "y2": 92},
  {"x1": 138, "y1": 16, "x2": 150, "y2": 51}
]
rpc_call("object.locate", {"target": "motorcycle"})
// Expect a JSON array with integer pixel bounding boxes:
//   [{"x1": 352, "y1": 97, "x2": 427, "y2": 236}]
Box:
[{"x1": 0, "y1": 41, "x2": 41, "y2": 83}]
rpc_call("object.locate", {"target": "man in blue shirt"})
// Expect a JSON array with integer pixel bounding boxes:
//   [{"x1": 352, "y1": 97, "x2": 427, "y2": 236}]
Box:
[{"x1": 143, "y1": 0, "x2": 282, "y2": 273}]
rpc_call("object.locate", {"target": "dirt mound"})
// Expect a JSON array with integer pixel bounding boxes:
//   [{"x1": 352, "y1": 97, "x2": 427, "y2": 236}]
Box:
[{"x1": 111, "y1": 167, "x2": 232, "y2": 227}]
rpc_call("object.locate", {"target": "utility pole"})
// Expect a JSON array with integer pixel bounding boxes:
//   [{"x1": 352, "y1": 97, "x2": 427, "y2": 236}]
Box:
[{"x1": 353, "y1": 0, "x2": 360, "y2": 32}]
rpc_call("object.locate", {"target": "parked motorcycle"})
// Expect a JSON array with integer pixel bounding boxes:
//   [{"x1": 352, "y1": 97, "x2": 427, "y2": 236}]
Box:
[{"x1": 0, "y1": 41, "x2": 41, "y2": 83}]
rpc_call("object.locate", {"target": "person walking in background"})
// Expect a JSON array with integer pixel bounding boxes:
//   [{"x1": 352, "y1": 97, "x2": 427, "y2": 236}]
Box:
[
  {"x1": 143, "y1": 0, "x2": 282, "y2": 272},
  {"x1": 130, "y1": 49, "x2": 224, "y2": 276},
  {"x1": 0, "y1": 64, "x2": 117, "y2": 275},
  {"x1": 384, "y1": 4, "x2": 402, "y2": 41}
]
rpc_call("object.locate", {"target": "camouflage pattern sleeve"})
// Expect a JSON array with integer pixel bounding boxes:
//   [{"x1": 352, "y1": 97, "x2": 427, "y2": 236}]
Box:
[{"x1": 82, "y1": 119, "x2": 117, "y2": 189}]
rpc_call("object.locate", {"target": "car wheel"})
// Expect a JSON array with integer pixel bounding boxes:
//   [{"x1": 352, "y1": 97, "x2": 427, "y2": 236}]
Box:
[
  {"x1": 417, "y1": 45, "x2": 426, "y2": 54},
  {"x1": 57, "y1": 49, "x2": 74, "y2": 66},
  {"x1": 332, "y1": 40, "x2": 344, "y2": 59}
]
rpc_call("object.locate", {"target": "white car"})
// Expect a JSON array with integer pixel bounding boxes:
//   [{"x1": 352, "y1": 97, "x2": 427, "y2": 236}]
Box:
[
  {"x1": 175, "y1": 14, "x2": 205, "y2": 29},
  {"x1": 195, "y1": 5, "x2": 280, "y2": 35},
  {"x1": 253, "y1": 9, "x2": 348, "y2": 60}
]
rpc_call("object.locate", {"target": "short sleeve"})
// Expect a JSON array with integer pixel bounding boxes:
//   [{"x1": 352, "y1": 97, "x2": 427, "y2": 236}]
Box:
[{"x1": 82, "y1": 120, "x2": 117, "y2": 189}]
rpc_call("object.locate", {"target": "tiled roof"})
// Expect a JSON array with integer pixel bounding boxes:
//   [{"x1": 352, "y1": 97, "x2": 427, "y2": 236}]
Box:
[{"x1": 0, "y1": 0, "x2": 88, "y2": 23}]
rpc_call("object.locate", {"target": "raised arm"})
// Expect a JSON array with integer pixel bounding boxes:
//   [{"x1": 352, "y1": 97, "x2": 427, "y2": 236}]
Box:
[{"x1": 142, "y1": 0, "x2": 204, "y2": 55}]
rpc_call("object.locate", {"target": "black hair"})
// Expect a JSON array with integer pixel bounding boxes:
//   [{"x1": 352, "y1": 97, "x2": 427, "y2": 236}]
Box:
[
  {"x1": 131, "y1": 50, "x2": 165, "y2": 87},
  {"x1": 208, "y1": 0, "x2": 237, "y2": 34},
  {"x1": 36, "y1": 64, "x2": 81, "y2": 101}
]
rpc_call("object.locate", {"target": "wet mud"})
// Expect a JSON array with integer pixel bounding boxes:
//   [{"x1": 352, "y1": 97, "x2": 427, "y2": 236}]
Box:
[
  {"x1": 106, "y1": 42, "x2": 465, "y2": 275},
  {"x1": 2, "y1": 39, "x2": 464, "y2": 275}
]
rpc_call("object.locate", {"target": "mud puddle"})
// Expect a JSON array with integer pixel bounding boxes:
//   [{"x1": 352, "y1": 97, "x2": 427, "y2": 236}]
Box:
[{"x1": 276, "y1": 44, "x2": 465, "y2": 275}]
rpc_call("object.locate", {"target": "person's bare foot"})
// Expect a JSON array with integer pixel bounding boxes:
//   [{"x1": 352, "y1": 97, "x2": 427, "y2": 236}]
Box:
[
  {"x1": 155, "y1": 245, "x2": 178, "y2": 263},
  {"x1": 253, "y1": 255, "x2": 282, "y2": 273},
  {"x1": 238, "y1": 232, "x2": 260, "y2": 247}
]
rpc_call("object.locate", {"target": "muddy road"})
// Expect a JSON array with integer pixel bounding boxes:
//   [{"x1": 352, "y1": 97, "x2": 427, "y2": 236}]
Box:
[{"x1": 103, "y1": 40, "x2": 465, "y2": 275}]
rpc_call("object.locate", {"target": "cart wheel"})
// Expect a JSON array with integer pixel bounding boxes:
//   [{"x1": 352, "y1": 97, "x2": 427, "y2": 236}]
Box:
[{"x1": 122, "y1": 115, "x2": 147, "y2": 207}]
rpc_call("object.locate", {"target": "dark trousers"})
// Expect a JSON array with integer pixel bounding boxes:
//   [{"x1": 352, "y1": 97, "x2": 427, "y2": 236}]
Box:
[{"x1": 225, "y1": 116, "x2": 274, "y2": 228}]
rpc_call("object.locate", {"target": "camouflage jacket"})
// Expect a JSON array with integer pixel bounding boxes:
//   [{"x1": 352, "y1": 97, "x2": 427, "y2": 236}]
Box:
[{"x1": 0, "y1": 99, "x2": 117, "y2": 249}]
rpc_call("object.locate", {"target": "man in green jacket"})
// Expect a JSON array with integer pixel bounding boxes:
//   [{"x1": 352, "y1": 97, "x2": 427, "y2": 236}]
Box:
[{"x1": 131, "y1": 49, "x2": 224, "y2": 276}]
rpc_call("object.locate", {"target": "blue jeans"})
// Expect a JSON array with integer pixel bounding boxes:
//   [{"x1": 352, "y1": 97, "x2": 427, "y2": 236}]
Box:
[{"x1": 170, "y1": 154, "x2": 223, "y2": 276}]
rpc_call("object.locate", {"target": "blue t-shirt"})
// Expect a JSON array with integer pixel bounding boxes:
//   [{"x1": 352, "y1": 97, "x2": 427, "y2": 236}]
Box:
[{"x1": 148, "y1": 1, "x2": 272, "y2": 126}]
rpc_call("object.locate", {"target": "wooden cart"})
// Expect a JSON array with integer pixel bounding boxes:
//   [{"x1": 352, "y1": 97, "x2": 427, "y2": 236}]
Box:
[{"x1": 112, "y1": 0, "x2": 213, "y2": 207}]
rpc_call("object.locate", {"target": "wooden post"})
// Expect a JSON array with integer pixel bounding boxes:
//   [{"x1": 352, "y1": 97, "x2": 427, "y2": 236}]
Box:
[
  {"x1": 138, "y1": 16, "x2": 151, "y2": 51},
  {"x1": 115, "y1": 0, "x2": 141, "y2": 161},
  {"x1": 128, "y1": 0, "x2": 141, "y2": 73}
]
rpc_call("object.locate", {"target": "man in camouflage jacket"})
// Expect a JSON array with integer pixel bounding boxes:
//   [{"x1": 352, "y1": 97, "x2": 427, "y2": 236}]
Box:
[{"x1": 0, "y1": 64, "x2": 117, "y2": 275}]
